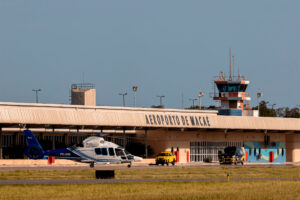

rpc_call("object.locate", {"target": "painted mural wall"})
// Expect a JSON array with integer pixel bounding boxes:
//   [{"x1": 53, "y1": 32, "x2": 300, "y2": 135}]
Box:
[{"x1": 244, "y1": 142, "x2": 286, "y2": 163}]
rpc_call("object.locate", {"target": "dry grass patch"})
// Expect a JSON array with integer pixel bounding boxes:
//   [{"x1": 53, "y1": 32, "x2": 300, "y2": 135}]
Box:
[
  {"x1": 0, "y1": 170, "x2": 94, "y2": 180},
  {"x1": 0, "y1": 181, "x2": 300, "y2": 200},
  {"x1": 0, "y1": 166, "x2": 300, "y2": 180},
  {"x1": 116, "y1": 166, "x2": 300, "y2": 179}
]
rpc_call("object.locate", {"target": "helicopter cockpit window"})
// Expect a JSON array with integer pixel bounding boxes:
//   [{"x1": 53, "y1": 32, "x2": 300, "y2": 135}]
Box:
[
  {"x1": 115, "y1": 148, "x2": 125, "y2": 156},
  {"x1": 124, "y1": 150, "x2": 134, "y2": 159},
  {"x1": 124, "y1": 150, "x2": 131, "y2": 155}
]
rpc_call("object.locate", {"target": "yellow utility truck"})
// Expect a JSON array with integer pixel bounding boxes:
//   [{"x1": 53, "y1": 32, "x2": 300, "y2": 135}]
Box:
[{"x1": 155, "y1": 152, "x2": 176, "y2": 166}]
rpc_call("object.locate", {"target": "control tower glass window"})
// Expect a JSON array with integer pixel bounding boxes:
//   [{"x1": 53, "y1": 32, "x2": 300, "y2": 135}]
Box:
[
  {"x1": 217, "y1": 84, "x2": 228, "y2": 92},
  {"x1": 217, "y1": 84, "x2": 248, "y2": 92},
  {"x1": 239, "y1": 84, "x2": 248, "y2": 92},
  {"x1": 228, "y1": 84, "x2": 239, "y2": 92}
]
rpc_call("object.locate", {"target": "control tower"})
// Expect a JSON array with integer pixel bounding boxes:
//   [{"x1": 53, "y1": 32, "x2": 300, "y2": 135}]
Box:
[
  {"x1": 213, "y1": 49, "x2": 252, "y2": 116},
  {"x1": 213, "y1": 72, "x2": 251, "y2": 116},
  {"x1": 71, "y1": 83, "x2": 96, "y2": 106}
]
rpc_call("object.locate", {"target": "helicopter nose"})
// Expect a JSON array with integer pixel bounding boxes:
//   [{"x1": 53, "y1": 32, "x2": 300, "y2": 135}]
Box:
[{"x1": 134, "y1": 156, "x2": 143, "y2": 162}]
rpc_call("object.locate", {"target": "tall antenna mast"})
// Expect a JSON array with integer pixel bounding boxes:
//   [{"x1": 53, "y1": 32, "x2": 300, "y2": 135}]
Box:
[
  {"x1": 229, "y1": 48, "x2": 232, "y2": 80},
  {"x1": 232, "y1": 55, "x2": 235, "y2": 79},
  {"x1": 238, "y1": 63, "x2": 240, "y2": 80},
  {"x1": 82, "y1": 72, "x2": 85, "y2": 84},
  {"x1": 181, "y1": 92, "x2": 184, "y2": 109}
]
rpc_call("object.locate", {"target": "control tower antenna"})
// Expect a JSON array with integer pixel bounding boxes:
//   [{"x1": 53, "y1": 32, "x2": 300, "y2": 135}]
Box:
[
  {"x1": 229, "y1": 48, "x2": 232, "y2": 81},
  {"x1": 232, "y1": 55, "x2": 235, "y2": 79},
  {"x1": 181, "y1": 92, "x2": 184, "y2": 109},
  {"x1": 238, "y1": 63, "x2": 241, "y2": 80}
]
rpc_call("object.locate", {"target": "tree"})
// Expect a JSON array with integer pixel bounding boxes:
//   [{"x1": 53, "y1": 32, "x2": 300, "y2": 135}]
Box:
[
  {"x1": 275, "y1": 107, "x2": 285, "y2": 117},
  {"x1": 258, "y1": 101, "x2": 300, "y2": 118},
  {"x1": 258, "y1": 101, "x2": 276, "y2": 117},
  {"x1": 283, "y1": 107, "x2": 300, "y2": 118},
  {"x1": 186, "y1": 106, "x2": 200, "y2": 110}
]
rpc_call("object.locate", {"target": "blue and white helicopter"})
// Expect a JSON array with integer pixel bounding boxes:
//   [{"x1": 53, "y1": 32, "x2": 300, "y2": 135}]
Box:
[{"x1": 24, "y1": 129, "x2": 142, "y2": 167}]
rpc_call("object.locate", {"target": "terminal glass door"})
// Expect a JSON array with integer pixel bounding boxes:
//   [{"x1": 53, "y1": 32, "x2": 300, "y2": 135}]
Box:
[{"x1": 190, "y1": 141, "x2": 242, "y2": 162}]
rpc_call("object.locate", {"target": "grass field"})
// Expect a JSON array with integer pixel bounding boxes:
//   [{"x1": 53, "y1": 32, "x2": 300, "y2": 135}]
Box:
[
  {"x1": 1, "y1": 166, "x2": 300, "y2": 180},
  {"x1": 1, "y1": 167, "x2": 300, "y2": 200},
  {"x1": 0, "y1": 181, "x2": 300, "y2": 200}
]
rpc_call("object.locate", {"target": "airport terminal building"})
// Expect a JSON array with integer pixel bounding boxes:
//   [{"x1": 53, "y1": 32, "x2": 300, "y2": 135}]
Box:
[
  {"x1": 0, "y1": 102, "x2": 299, "y2": 163},
  {"x1": 0, "y1": 77, "x2": 299, "y2": 164}
]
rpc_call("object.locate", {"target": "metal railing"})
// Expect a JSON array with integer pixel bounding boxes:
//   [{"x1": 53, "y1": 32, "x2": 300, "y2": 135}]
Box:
[
  {"x1": 71, "y1": 83, "x2": 95, "y2": 90},
  {"x1": 214, "y1": 75, "x2": 247, "y2": 82}
]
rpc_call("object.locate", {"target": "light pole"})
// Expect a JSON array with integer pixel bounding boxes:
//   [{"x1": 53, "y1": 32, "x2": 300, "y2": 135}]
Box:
[
  {"x1": 32, "y1": 89, "x2": 42, "y2": 103},
  {"x1": 119, "y1": 93, "x2": 127, "y2": 107},
  {"x1": 132, "y1": 86, "x2": 138, "y2": 107},
  {"x1": 271, "y1": 103, "x2": 276, "y2": 116},
  {"x1": 198, "y1": 92, "x2": 204, "y2": 109},
  {"x1": 189, "y1": 98, "x2": 197, "y2": 108},
  {"x1": 257, "y1": 92, "x2": 263, "y2": 115},
  {"x1": 156, "y1": 95, "x2": 165, "y2": 107}
]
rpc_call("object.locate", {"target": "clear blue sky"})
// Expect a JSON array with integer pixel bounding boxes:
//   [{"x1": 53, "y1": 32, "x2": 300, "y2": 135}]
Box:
[{"x1": 0, "y1": 1, "x2": 299, "y2": 109}]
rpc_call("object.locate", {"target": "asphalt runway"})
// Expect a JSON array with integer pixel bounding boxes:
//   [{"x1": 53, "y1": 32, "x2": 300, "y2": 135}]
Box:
[
  {"x1": 1, "y1": 177, "x2": 300, "y2": 185},
  {"x1": 0, "y1": 162, "x2": 292, "y2": 171}
]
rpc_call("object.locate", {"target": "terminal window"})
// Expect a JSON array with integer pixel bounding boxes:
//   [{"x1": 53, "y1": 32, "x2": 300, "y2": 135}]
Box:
[{"x1": 190, "y1": 141, "x2": 242, "y2": 162}]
